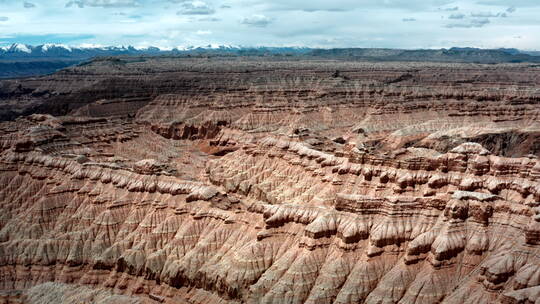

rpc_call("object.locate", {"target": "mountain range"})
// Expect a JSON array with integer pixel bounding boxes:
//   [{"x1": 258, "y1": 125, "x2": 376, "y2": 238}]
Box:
[
  {"x1": 0, "y1": 43, "x2": 311, "y2": 60},
  {"x1": 1, "y1": 43, "x2": 539, "y2": 79}
]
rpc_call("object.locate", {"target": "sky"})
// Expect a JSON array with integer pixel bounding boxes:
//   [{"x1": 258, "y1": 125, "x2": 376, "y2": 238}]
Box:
[{"x1": 0, "y1": 0, "x2": 539, "y2": 50}]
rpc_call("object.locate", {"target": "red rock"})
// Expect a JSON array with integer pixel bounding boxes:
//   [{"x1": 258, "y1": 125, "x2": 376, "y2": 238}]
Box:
[{"x1": 0, "y1": 57, "x2": 539, "y2": 304}]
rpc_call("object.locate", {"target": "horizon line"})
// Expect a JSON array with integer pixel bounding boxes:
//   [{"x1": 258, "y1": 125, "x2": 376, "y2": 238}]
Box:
[{"x1": 1, "y1": 43, "x2": 539, "y2": 52}]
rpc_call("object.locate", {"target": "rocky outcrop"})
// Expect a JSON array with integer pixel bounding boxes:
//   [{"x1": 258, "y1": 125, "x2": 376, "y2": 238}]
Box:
[
  {"x1": 2, "y1": 57, "x2": 539, "y2": 156},
  {"x1": 0, "y1": 57, "x2": 539, "y2": 303}
]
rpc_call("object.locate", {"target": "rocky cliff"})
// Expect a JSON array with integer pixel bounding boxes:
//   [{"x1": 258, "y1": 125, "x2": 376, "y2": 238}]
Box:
[{"x1": 0, "y1": 57, "x2": 539, "y2": 303}]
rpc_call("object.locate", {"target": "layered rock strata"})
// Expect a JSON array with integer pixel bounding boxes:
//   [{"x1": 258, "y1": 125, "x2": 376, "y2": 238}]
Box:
[{"x1": 0, "y1": 57, "x2": 539, "y2": 303}]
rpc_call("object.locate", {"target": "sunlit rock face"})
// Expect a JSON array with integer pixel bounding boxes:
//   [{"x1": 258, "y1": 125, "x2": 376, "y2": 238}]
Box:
[{"x1": 0, "y1": 57, "x2": 539, "y2": 304}]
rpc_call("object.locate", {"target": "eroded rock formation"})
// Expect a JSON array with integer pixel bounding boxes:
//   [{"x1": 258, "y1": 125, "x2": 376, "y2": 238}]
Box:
[{"x1": 0, "y1": 57, "x2": 539, "y2": 303}]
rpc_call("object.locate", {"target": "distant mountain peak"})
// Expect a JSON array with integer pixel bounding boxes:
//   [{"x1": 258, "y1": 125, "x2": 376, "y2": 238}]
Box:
[
  {"x1": 40, "y1": 44, "x2": 73, "y2": 52},
  {"x1": 10, "y1": 43, "x2": 32, "y2": 53},
  {"x1": 1, "y1": 44, "x2": 540, "y2": 79}
]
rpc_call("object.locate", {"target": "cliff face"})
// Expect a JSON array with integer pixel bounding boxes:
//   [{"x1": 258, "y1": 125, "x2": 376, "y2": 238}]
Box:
[{"x1": 0, "y1": 57, "x2": 539, "y2": 304}]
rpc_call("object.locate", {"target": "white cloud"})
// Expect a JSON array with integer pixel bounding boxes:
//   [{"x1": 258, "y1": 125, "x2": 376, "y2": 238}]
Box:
[
  {"x1": 471, "y1": 12, "x2": 502, "y2": 17},
  {"x1": 445, "y1": 18, "x2": 490, "y2": 28},
  {"x1": 0, "y1": 0, "x2": 539, "y2": 50},
  {"x1": 66, "y1": 0, "x2": 140, "y2": 8},
  {"x1": 449, "y1": 13, "x2": 465, "y2": 19},
  {"x1": 241, "y1": 14, "x2": 272, "y2": 27},
  {"x1": 477, "y1": 0, "x2": 537, "y2": 7},
  {"x1": 198, "y1": 17, "x2": 220, "y2": 22},
  {"x1": 441, "y1": 6, "x2": 459, "y2": 11},
  {"x1": 176, "y1": 1, "x2": 214, "y2": 15}
]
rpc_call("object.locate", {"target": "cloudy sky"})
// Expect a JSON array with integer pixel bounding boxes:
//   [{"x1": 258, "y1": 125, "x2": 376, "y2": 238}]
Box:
[{"x1": 0, "y1": 0, "x2": 539, "y2": 49}]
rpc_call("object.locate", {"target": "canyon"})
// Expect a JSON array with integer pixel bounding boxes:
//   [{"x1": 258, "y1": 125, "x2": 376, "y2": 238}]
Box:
[{"x1": 0, "y1": 56, "x2": 539, "y2": 303}]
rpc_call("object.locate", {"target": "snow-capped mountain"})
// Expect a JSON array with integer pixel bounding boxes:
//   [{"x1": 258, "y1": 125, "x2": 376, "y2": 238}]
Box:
[
  {"x1": 2, "y1": 43, "x2": 537, "y2": 79},
  {"x1": 0, "y1": 43, "x2": 33, "y2": 54},
  {"x1": 0, "y1": 43, "x2": 311, "y2": 61},
  {"x1": 0, "y1": 43, "x2": 164, "y2": 60},
  {"x1": 0, "y1": 43, "x2": 312, "y2": 78}
]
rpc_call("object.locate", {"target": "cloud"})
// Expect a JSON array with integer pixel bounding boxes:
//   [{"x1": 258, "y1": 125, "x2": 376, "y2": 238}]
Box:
[
  {"x1": 448, "y1": 13, "x2": 465, "y2": 19},
  {"x1": 471, "y1": 12, "x2": 502, "y2": 17},
  {"x1": 441, "y1": 6, "x2": 459, "y2": 11},
  {"x1": 196, "y1": 30, "x2": 212, "y2": 35},
  {"x1": 24, "y1": 2, "x2": 36, "y2": 8},
  {"x1": 445, "y1": 18, "x2": 490, "y2": 28},
  {"x1": 0, "y1": 16, "x2": 8, "y2": 22},
  {"x1": 1, "y1": 0, "x2": 539, "y2": 50},
  {"x1": 262, "y1": 0, "x2": 456, "y2": 12},
  {"x1": 176, "y1": 1, "x2": 214, "y2": 15},
  {"x1": 66, "y1": 0, "x2": 140, "y2": 8},
  {"x1": 302, "y1": 8, "x2": 348, "y2": 12},
  {"x1": 476, "y1": 0, "x2": 538, "y2": 7},
  {"x1": 468, "y1": 18, "x2": 491, "y2": 27},
  {"x1": 402, "y1": 18, "x2": 416, "y2": 22},
  {"x1": 198, "y1": 17, "x2": 221, "y2": 22},
  {"x1": 241, "y1": 14, "x2": 272, "y2": 27}
]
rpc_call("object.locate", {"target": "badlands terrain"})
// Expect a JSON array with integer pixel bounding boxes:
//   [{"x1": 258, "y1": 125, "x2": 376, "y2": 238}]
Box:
[{"x1": 0, "y1": 56, "x2": 539, "y2": 303}]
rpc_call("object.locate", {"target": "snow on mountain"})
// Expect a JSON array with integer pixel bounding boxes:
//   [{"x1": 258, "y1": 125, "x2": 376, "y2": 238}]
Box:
[
  {"x1": 76, "y1": 43, "x2": 107, "y2": 49},
  {"x1": 173, "y1": 44, "x2": 240, "y2": 51},
  {"x1": 40, "y1": 43, "x2": 72, "y2": 52},
  {"x1": 11, "y1": 43, "x2": 32, "y2": 53},
  {"x1": 0, "y1": 43, "x2": 311, "y2": 56},
  {"x1": 0, "y1": 43, "x2": 314, "y2": 65}
]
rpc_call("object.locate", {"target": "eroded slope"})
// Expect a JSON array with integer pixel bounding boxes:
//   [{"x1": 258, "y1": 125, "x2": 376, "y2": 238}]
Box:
[{"x1": 0, "y1": 58, "x2": 539, "y2": 304}]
